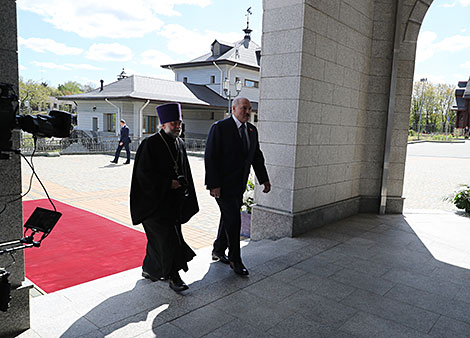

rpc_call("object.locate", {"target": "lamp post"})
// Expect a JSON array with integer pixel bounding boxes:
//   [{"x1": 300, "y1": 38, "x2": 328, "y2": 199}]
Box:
[
  {"x1": 223, "y1": 77, "x2": 242, "y2": 115},
  {"x1": 417, "y1": 77, "x2": 427, "y2": 140}
]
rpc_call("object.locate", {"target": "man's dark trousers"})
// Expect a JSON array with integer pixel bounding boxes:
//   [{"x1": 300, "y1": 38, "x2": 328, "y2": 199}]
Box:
[
  {"x1": 213, "y1": 195, "x2": 243, "y2": 263},
  {"x1": 113, "y1": 142, "x2": 130, "y2": 162}
]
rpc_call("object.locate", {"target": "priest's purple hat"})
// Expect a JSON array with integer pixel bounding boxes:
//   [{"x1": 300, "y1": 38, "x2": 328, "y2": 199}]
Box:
[{"x1": 156, "y1": 103, "x2": 182, "y2": 124}]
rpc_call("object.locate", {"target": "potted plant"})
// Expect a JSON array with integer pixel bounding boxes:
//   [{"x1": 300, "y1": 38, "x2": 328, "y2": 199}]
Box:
[
  {"x1": 446, "y1": 184, "x2": 470, "y2": 213},
  {"x1": 240, "y1": 177, "x2": 254, "y2": 237}
]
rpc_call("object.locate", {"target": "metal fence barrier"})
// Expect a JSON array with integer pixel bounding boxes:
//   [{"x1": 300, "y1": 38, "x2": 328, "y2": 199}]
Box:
[{"x1": 20, "y1": 134, "x2": 206, "y2": 155}]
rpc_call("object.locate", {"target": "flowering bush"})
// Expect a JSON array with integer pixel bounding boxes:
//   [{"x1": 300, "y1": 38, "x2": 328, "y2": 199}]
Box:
[{"x1": 241, "y1": 177, "x2": 255, "y2": 214}]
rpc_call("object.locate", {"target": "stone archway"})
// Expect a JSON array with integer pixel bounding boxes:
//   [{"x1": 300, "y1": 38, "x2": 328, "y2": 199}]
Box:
[{"x1": 251, "y1": 0, "x2": 434, "y2": 239}]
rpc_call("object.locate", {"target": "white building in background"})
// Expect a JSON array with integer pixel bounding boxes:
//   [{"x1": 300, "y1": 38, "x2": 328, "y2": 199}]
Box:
[
  {"x1": 59, "y1": 24, "x2": 260, "y2": 139},
  {"x1": 161, "y1": 26, "x2": 261, "y2": 106}
]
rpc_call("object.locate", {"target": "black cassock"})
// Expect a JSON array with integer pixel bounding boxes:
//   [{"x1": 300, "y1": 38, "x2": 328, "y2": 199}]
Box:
[{"x1": 130, "y1": 129, "x2": 199, "y2": 278}]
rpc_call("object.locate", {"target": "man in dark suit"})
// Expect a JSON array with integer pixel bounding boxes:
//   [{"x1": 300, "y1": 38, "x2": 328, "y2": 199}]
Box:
[
  {"x1": 205, "y1": 97, "x2": 271, "y2": 275},
  {"x1": 111, "y1": 119, "x2": 131, "y2": 164}
]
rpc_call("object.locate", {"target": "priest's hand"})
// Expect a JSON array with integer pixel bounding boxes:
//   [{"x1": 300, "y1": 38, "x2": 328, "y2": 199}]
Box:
[
  {"x1": 210, "y1": 187, "x2": 221, "y2": 199},
  {"x1": 171, "y1": 180, "x2": 181, "y2": 189}
]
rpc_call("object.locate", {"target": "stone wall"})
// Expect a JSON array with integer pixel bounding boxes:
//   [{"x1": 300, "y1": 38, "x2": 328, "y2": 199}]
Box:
[
  {"x1": 0, "y1": 1, "x2": 32, "y2": 335},
  {"x1": 252, "y1": 0, "x2": 432, "y2": 239}
]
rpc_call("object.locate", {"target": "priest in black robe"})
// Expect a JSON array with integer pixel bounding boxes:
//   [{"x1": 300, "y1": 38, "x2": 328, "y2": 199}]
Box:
[{"x1": 130, "y1": 102, "x2": 199, "y2": 292}]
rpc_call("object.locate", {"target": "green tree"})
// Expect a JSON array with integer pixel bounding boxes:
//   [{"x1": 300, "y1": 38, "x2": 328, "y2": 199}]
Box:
[
  {"x1": 81, "y1": 84, "x2": 95, "y2": 93},
  {"x1": 409, "y1": 81, "x2": 456, "y2": 133},
  {"x1": 57, "y1": 81, "x2": 83, "y2": 96},
  {"x1": 19, "y1": 77, "x2": 52, "y2": 113}
]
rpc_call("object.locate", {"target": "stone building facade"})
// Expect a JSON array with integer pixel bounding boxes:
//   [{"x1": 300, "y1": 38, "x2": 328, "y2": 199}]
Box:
[
  {"x1": 0, "y1": 1, "x2": 31, "y2": 336},
  {"x1": 453, "y1": 78, "x2": 470, "y2": 132},
  {"x1": 251, "y1": 0, "x2": 433, "y2": 239}
]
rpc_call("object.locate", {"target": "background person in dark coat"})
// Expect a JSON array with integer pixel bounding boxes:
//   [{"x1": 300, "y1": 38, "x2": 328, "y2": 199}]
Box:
[
  {"x1": 130, "y1": 103, "x2": 199, "y2": 292},
  {"x1": 111, "y1": 119, "x2": 131, "y2": 164},
  {"x1": 204, "y1": 97, "x2": 271, "y2": 276}
]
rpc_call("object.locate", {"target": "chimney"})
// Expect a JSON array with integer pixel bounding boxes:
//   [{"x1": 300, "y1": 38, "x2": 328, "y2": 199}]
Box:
[{"x1": 100, "y1": 80, "x2": 104, "y2": 91}]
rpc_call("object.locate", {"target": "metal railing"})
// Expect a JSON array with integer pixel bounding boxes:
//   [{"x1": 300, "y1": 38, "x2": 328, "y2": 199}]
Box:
[{"x1": 20, "y1": 134, "x2": 206, "y2": 155}]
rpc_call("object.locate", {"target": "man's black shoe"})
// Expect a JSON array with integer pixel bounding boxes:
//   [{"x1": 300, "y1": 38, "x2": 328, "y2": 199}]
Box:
[
  {"x1": 169, "y1": 273, "x2": 189, "y2": 292},
  {"x1": 124, "y1": 161, "x2": 130, "y2": 164},
  {"x1": 229, "y1": 261, "x2": 249, "y2": 276},
  {"x1": 110, "y1": 160, "x2": 117, "y2": 164},
  {"x1": 142, "y1": 271, "x2": 159, "y2": 282},
  {"x1": 212, "y1": 251, "x2": 230, "y2": 264}
]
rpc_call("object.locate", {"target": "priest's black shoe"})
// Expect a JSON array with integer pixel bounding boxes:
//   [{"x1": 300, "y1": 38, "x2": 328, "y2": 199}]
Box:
[
  {"x1": 212, "y1": 251, "x2": 230, "y2": 264},
  {"x1": 142, "y1": 271, "x2": 159, "y2": 282},
  {"x1": 169, "y1": 273, "x2": 189, "y2": 292},
  {"x1": 229, "y1": 261, "x2": 249, "y2": 276}
]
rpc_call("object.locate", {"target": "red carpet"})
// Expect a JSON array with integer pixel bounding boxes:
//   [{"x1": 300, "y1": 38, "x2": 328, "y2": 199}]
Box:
[{"x1": 23, "y1": 199, "x2": 147, "y2": 293}]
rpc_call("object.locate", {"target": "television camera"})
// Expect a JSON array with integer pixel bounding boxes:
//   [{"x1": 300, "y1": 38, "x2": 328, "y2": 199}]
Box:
[
  {"x1": 1, "y1": 81, "x2": 69, "y2": 311},
  {"x1": 0, "y1": 82, "x2": 73, "y2": 155}
]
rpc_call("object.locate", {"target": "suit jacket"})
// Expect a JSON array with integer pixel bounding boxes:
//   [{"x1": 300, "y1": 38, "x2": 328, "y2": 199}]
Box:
[
  {"x1": 204, "y1": 117, "x2": 269, "y2": 197},
  {"x1": 119, "y1": 125, "x2": 130, "y2": 144}
]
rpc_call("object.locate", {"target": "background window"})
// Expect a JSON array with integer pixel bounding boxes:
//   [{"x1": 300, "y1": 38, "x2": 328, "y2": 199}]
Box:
[
  {"x1": 210, "y1": 75, "x2": 215, "y2": 84},
  {"x1": 143, "y1": 116, "x2": 157, "y2": 133},
  {"x1": 104, "y1": 113, "x2": 115, "y2": 132},
  {"x1": 244, "y1": 79, "x2": 259, "y2": 88},
  {"x1": 183, "y1": 77, "x2": 188, "y2": 83}
]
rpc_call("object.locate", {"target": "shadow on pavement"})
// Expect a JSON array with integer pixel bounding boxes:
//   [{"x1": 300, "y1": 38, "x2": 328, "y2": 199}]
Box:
[{"x1": 34, "y1": 212, "x2": 470, "y2": 337}]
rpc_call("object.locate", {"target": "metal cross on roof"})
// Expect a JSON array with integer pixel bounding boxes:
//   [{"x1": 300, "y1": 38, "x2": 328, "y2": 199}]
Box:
[{"x1": 245, "y1": 7, "x2": 252, "y2": 29}]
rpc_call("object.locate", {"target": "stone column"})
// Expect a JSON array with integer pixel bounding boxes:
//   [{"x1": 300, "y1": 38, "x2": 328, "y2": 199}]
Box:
[
  {"x1": 252, "y1": 0, "x2": 378, "y2": 239},
  {"x1": 0, "y1": 0, "x2": 32, "y2": 335}
]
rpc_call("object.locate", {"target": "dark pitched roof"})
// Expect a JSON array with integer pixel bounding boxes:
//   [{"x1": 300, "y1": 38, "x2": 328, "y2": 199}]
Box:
[
  {"x1": 161, "y1": 37, "x2": 260, "y2": 70},
  {"x1": 453, "y1": 78, "x2": 470, "y2": 111},
  {"x1": 464, "y1": 77, "x2": 470, "y2": 98},
  {"x1": 58, "y1": 75, "x2": 228, "y2": 108}
]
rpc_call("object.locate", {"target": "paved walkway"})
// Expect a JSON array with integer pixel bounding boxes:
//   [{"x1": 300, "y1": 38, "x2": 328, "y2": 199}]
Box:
[
  {"x1": 21, "y1": 154, "x2": 220, "y2": 249},
  {"x1": 14, "y1": 145, "x2": 470, "y2": 337},
  {"x1": 403, "y1": 141, "x2": 470, "y2": 212},
  {"x1": 15, "y1": 211, "x2": 470, "y2": 337}
]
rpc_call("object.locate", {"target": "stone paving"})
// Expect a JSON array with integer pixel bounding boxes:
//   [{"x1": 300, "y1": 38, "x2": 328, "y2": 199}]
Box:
[
  {"x1": 21, "y1": 154, "x2": 220, "y2": 249},
  {"x1": 13, "y1": 143, "x2": 470, "y2": 337},
  {"x1": 403, "y1": 140, "x2": 470, "y2": 212},
  {"x1": 15, "y1": 211, "x2": 470, "y2": 337}
]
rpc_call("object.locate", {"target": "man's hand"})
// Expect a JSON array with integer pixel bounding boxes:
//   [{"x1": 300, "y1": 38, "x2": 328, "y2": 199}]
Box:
[
  {"x1": 171, "y1": 180, "x2": 181, "y2": 189},
  {"x1": 263, "y1": 181, "x2": 271, "y2": 193},
  {"x1": 210, "y1": 187, "x2": 221, "y2": 198},
  {"x1": 119, "y1": 142, "x2": 123, "y2": 146}
]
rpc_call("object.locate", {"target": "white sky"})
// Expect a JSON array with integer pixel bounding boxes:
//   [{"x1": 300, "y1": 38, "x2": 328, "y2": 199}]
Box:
[
  {"x1": 414, "y1": 0, "x2": 470, "y2": 84},
  {"x1": 17, "y1": 0, "x2": 261, "y2": 87},
  {"x1": 17, "y1": 0, "x2": 470, "y2": 87}
]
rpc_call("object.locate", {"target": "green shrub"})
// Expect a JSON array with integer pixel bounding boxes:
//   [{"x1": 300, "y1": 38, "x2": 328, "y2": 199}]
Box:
[
  {"x1": 241, "y1": 177, "x2": 255, "y2": 214},
  {"x1": 446, "y1": 185, "x2": 470, "y2": 213},
  {"x1": 431, "y1": 134, "x2": 445, "y2": 141}
]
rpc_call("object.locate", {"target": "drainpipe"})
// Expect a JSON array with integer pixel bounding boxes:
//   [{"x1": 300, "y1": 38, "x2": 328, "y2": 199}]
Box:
[
  {"x1": 226, "y1": 63, "x2": 238, "y2": 114},
  {"x1": 105, "y1": 98, "x2": 121, "y2": 136},
  {"x1": 213, "y1": 62, "x2": 224, "y2": 95},
  {"x1": 139, "y1": 100, "x2": 150, "y2": 141},
  {"x1": 379, "y1": 0, "x2": 403, "y2": 215},
  {"x1": 226, "y1": 63, "x2": 237, "y2": 91},
  {"x1": 167, "y1": 65, "x2": 175, "y2": 81}
]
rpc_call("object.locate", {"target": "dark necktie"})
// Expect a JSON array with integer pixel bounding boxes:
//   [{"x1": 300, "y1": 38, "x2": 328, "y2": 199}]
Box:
[{"x1": 240, "y1": 124, "x2": 248, "y2": 156}]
